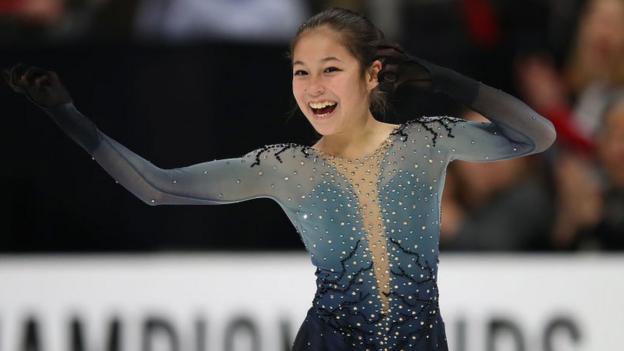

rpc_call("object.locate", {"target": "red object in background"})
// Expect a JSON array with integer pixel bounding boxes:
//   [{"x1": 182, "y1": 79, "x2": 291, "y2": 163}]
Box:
[
  {"x1": 540, "y1": 105, "x2": 596, "y2": 155},
  {"x1": 461, "y1": 0, "x2": 502, "y2": 48},
  {"x1": 0, "y1": 0, "x2": 23, "y2": 13}
]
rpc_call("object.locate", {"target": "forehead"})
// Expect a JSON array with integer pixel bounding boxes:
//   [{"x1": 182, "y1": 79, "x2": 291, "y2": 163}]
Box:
[{"x1": 292, "y1": 27, "x2": 354, "y2": 64}]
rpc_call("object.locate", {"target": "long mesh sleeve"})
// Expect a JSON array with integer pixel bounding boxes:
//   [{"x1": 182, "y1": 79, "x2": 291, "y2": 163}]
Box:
[
  {"x1": 422, "y1": 62, "x2": 557, "y2": 162},
  {"x1": 41, "y1": 102, "x2": 294, "y2": 206}
]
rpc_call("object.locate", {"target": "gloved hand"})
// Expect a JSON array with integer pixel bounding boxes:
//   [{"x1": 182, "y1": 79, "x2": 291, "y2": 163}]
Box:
[
  {"x1": 375, "y1": 43, "x2": 479, "y2": 107},
  {"x1": 375, "y1": 43, "x2": 433, "y2": 93},
  {"x1": 2, "y1": 63, "x2": 73, "y2": 108}
]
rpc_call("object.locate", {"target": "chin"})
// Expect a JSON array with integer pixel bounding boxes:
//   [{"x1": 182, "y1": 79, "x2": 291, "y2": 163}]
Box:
[
  {"x1": 303, "y1": 117, "x2": 330, "y2": 135},
  {"x1": 310, "y1": 120, "x2": 342, "y2": 137},
  {"x1": 310, "y1": 124, "x2": 333, "y2": 136}
]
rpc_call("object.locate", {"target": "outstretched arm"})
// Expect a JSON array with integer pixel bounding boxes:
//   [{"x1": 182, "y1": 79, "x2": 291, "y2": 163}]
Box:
[
  {"x1": 3, "y1": 64, "x2": 284, "y2": 206},
  {"x1": 376, "y1": 47, "x2": 557, "y2": 162},
  {"x1": 47, "y1": 103, "x2": 286, "y2": 205}
]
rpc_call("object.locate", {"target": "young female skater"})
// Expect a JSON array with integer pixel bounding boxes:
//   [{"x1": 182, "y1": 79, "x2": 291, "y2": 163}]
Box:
[{"x1": 3, "y1": 7, "x2": 555, "y2": 351}]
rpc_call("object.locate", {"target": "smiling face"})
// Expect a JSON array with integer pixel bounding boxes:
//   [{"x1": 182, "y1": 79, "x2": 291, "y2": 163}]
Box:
[{"x1": 291, "y1": 26, "x2": 379, "y2": 136}]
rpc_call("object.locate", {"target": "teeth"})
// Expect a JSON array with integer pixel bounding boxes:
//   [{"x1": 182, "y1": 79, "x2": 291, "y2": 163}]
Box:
[{"x1": 309, "y1": 101, "x2": 337, "y2": 109}]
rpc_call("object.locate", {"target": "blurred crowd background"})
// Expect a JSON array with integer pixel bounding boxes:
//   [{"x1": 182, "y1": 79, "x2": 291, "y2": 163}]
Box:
[{"x1": 1, "y1": 0, "x2": 623, "y2": 253}]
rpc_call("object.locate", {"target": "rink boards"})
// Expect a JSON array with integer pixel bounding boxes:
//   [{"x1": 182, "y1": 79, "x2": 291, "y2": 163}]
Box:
[{"x1": 0, "y1": 253, "x2": 621, "y2": 351}]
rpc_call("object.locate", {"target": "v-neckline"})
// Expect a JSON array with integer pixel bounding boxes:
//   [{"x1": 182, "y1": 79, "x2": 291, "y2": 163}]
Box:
[{"x1": 309, "y1": 123, "x2": 403, "y2": 163}]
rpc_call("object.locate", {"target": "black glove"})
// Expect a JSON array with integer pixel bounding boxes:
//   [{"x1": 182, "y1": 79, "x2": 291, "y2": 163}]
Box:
[
  {"x1": 375, "y1": 43, "x2": 433, "y2": 93},
  {"x1": 2, "y1": 63, "x2": 102, "y2": 153},
  {"x1": 2, "y1": 63, "x2": 73, "y2": 108},
  {"x1": 375, "y1": 44, "x2": 479, "y2": 106}
]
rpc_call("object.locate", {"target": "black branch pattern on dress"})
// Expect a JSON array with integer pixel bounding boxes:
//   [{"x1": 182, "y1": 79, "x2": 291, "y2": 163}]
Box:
[
  {"x1": 315, "y1": 239, "x2": 363, "y2": 285},
  {"x1": 312, "y1": 239, "x2": 385, "y2": 343},
  {"x1": 391, "y1": 116, "x2": 464, "y2": 147},
  {"x1": 388, "y1": 237, "x2": 436, "y2": 283},
  {"x1": 385, "y1": 236, "x2": 442, "y2": 346},
  {"x1": 394, "y1": 302, "x2": 443, "y2": 350},
  {"x1": 249, "y1": 143, "x2": 312, "y2": 167},
  {"x1": 310, "y1": 233, "x2": 445, "y2": 348}
]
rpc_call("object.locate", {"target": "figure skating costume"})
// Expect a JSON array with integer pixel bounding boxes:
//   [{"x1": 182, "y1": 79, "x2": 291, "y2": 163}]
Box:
[{"x1": 37, "y1": 63, "x2": 556, "y2": 350}]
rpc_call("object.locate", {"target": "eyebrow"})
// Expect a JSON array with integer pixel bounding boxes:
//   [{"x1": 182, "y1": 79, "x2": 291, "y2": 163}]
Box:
[{"x1": 292, "y1": 56, "x2": 343, "y2": 66}]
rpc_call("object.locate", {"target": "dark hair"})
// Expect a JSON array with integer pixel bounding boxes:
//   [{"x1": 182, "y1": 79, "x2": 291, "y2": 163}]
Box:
[{"x1": 288, "y1": 7, "x2": 397, "y2": 119}]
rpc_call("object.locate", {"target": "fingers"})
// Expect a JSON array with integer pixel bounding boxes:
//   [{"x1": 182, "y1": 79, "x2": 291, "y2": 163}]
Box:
[
  {"x1": 3, "y1": 63, "x2": 28, "y2": 92},
  {"x1": 9, "y1": 63, "x2": 28, "y2": 86},
  {"x1": 24, "y1": 67, "x2": 50, "y2": 90},
  {"x1": 378, "y1": 63, "x2": 399, "y2": 93},
  {"x1": 2, "y1": 63, "x2": 54, "y2": 93},
  {"x1": 379, "y1": 64, "x2": 399, "y2": 83},
  {"x1": 2, "y1": 63, "x2": 70, "y2": 106}
]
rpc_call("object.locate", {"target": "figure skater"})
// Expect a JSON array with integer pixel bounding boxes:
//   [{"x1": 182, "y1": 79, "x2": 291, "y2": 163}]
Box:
[{"x1": 3, "y1": 7, "x2": 556, "y2": 351}]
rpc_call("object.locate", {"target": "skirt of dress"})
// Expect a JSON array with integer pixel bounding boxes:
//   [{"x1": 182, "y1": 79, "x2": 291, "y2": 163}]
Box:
[{"x1": 292, "y1": 306, "x2": 450, "y2": 351}]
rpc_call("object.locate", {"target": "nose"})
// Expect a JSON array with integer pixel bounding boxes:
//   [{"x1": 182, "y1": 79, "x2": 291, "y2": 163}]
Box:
[{"x1": 306, "y1": 75, "x2": 325, "y2": 96}]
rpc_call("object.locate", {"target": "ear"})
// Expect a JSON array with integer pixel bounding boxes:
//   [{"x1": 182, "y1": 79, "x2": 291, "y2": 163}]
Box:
[{"x1": 366, "y1": 59, "x2": 382, "y2": 91}]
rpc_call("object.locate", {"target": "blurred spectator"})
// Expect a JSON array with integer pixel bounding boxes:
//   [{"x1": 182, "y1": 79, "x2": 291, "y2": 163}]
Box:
[
  {"x1": 133, "y1": 0, "x2": 308, "y2": 43},
  {"x1": 516, "y1": 0, "x2": 624, "y2": 150},
  {"x1": 565, "y1": 0, "x2": 624, "y2": 137},
  {"x1": 583, "y1": 97, "x2": 624, "y2": 250},
  {"x1": 0, "y1": 0, "x2": 310, "y2": 44},
  {"x1": 511, "y1": 0, "x2": 624, "y2": 252},
  {"x1": 515, "y1": 53, "x2": 596, "y2": 154},
  {"x1": 0, "y1": 0, "x2": 115, "y2": 42},
  {"x1": 549, "y1": 96, "x2": 624, "y2": 251},
  {"x1": 440, "y1": 112, "x2": 555, "y2": 251},
  {"x1": 0, "y1": 0, "x2": 66, "y2": 26},
  {"x1": 549, "y1": 148, "x2": 603, "y2": 250}
]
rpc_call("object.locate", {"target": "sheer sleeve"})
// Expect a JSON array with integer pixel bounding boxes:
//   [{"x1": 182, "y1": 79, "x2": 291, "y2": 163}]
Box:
[
  {"x1": 444, "y1": 83, "x2": 557, "y2": 162},
  {"x1": 417, "y1": 60, "x2": 557, "y2": 163},
  {"x1": 41, "y1": 102, "x2": 292, "y2": 206}
]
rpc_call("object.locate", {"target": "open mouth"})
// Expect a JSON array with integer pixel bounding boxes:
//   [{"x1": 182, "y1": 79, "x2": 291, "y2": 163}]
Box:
[{"x1": 309, "y1": 101, "x2": 338, "y2": 118}]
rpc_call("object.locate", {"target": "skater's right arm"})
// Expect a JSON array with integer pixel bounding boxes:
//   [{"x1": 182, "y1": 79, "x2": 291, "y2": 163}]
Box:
[{"x1": 2, "y1": 64, "x2": 291, "y2": 206}]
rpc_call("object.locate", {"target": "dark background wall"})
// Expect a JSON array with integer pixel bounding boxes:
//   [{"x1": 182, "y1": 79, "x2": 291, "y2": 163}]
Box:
[{"x1": 1, "y1": 43, "x2": 316, "y2": 252}]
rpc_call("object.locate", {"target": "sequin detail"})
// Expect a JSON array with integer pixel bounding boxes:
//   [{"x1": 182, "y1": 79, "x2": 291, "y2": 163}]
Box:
[{"x1": 297, "y1": 124, "x2": 448, "y2": 350}]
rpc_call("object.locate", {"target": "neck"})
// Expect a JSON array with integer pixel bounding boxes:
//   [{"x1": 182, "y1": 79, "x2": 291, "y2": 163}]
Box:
[{"x1": 315, "y1": 110, "x2": 397, "y2": 159}]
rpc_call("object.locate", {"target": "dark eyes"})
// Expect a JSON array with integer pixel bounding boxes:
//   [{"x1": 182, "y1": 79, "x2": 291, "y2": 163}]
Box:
[{"x1": 293, "y1": 67, "x2": 341, "y2": 76}]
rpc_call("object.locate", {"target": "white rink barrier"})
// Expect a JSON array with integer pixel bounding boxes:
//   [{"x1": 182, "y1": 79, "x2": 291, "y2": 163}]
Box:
[{"x1": 0, "y1": 253, "x2": 622, "y2": 351}]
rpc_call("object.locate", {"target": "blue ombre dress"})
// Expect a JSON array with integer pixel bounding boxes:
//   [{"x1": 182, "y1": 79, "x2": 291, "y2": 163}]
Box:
[{"x1": 40, "y1": 68, "x2": 555, "y2": 350}]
